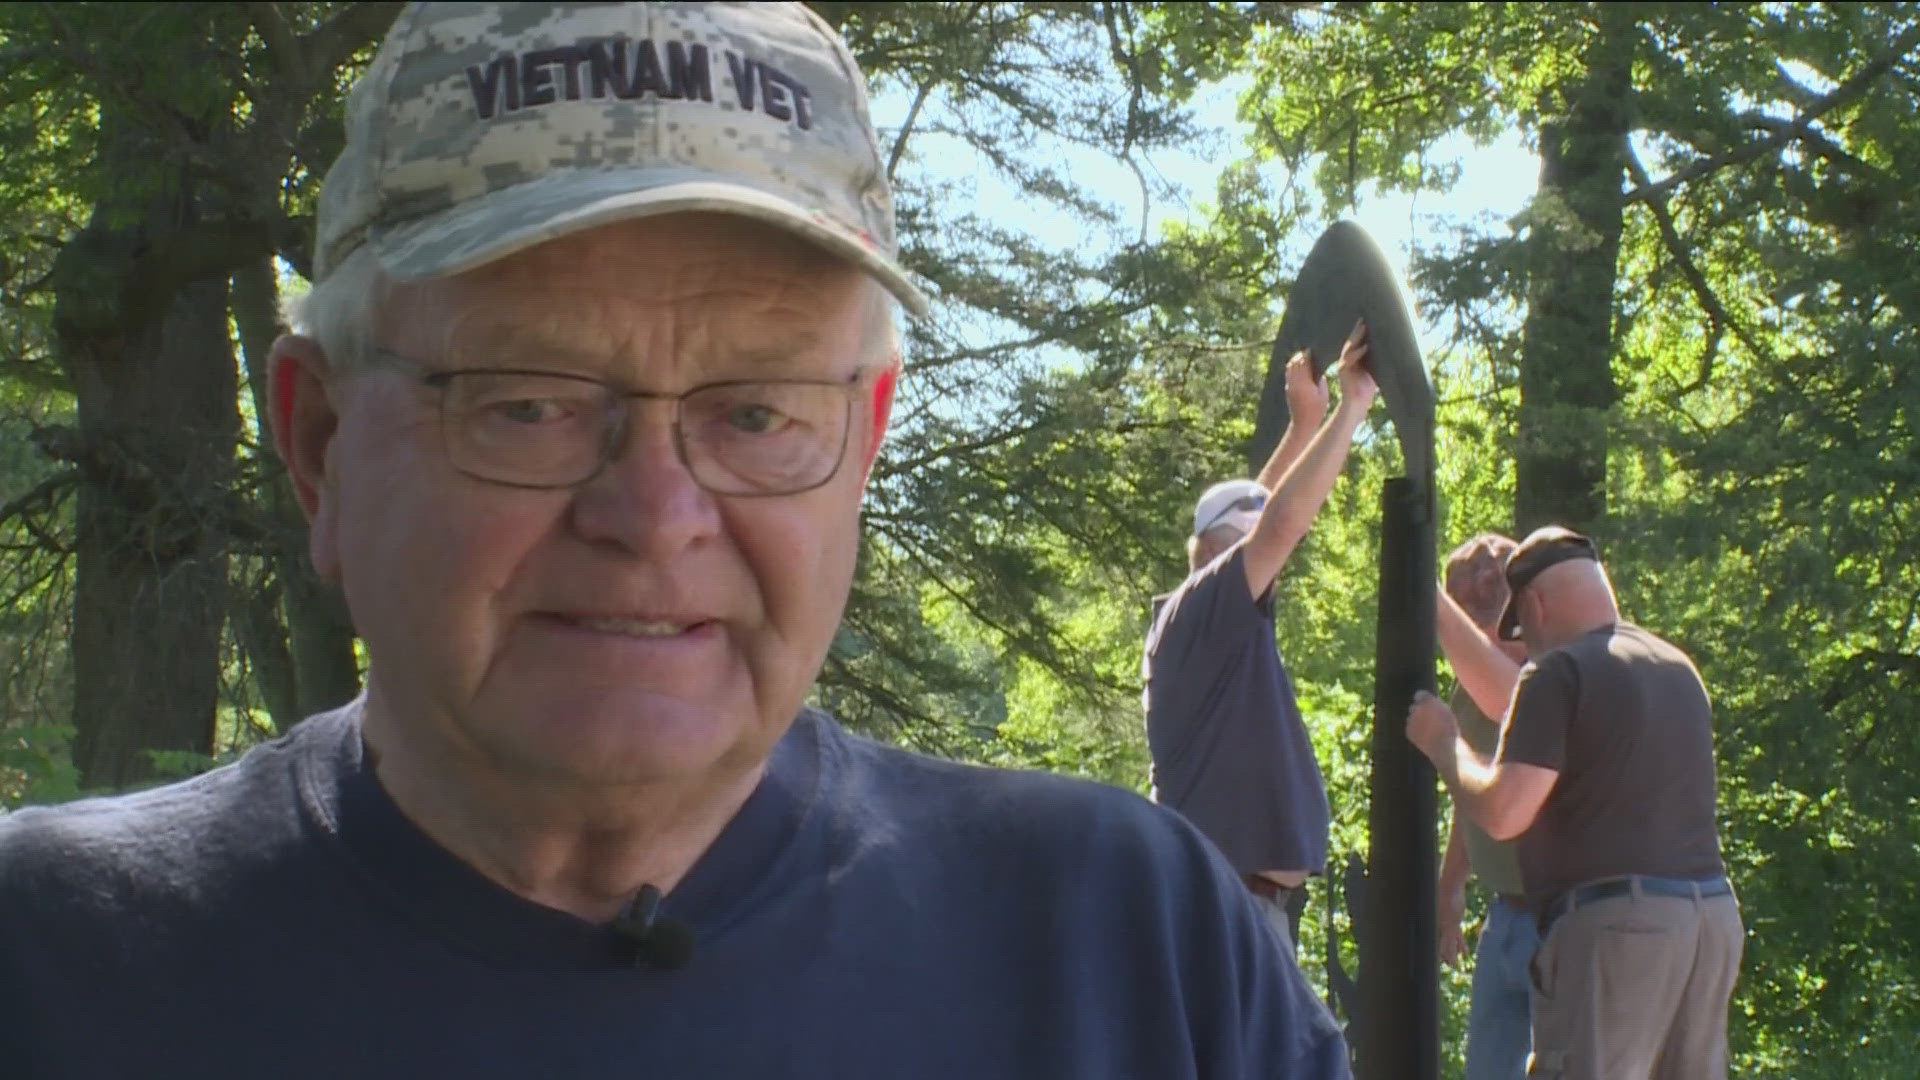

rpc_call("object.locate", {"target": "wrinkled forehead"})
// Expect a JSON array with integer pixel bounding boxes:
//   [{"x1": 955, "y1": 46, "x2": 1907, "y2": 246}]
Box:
[{"x1": 383, "y1": 215, "x2": 879, "y2": 367}]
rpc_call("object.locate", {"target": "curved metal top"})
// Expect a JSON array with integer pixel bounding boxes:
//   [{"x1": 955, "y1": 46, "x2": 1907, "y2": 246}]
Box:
[{"x1": 1251, "y1": 220, "x2": 1435, "y2": 482}]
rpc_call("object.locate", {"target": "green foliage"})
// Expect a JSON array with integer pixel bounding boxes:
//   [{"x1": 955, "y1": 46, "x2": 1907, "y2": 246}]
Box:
[
  {"x1": 0, "y1": 722, "x2": 79, "y2": 807},
  {"x1": 0, "y1": 1, "x2": 388, "y2": 793}
]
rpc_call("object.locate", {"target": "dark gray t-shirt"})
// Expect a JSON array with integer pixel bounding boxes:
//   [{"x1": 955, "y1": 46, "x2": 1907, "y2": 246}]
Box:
[
  {"x1": 1142, "y1": 546, "x2": 1330, "y2": 877},
  {"x1": 1500, "y1": 622, "x2": 1727, "y2": 904}
]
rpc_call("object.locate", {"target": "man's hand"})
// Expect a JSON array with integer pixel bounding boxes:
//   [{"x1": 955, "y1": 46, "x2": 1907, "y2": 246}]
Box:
[
  {"x1": 1332, "y1": 321, "x2": 1379, "y2": 414},
  {"x1": 1406, "y1": 690, "x2": 1459, "y2": 763},
  {"x1": 1282, "y1": 350, "x2": 1329, "y2": 428},
  {"x1": 1438, "y1": 881, "x2": 1470, "y2": 968}
]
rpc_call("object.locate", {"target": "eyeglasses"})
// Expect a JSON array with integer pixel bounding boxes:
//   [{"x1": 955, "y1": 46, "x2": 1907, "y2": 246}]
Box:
[{"x1": 373, "y1": 352, "x2": 869, "y2": 496}]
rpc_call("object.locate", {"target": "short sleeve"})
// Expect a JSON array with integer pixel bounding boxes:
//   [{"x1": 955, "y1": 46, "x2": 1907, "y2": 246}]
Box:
[
  {"x1": 1148, "y1": 546, "x2": 1265, "y2": 673},
  {"x1": 1498, "y1": 653, "x2": 1575, "y2": 772}
]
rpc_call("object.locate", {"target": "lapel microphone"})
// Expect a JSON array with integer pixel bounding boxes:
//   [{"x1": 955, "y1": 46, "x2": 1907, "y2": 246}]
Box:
[{"x1": 611, "y1": 884, "x2": 696, "y2": 970}]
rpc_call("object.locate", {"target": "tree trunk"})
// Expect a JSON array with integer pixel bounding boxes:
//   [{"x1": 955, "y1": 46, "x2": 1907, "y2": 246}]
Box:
[
  {"x1": 231, "y1": 259, "x2": 362, "y2": 731},
  {"x1": 34, "y1": 3, "x2": 403, "y2": 787},
  {"x1": 61, "y1": 269, "x2": 238, "y2": 789},
  {"x1": 1513, "y1": 8, "x2": 1635, "y2": 535},
  {"x1": 49, "y1": 76, "x2": 254, "y2": 790}
]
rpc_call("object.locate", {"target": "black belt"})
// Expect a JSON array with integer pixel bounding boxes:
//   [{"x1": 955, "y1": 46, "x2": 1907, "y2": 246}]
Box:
[
  {"x1": 1245, "y1": 876, "x2": 1304, "y2": 902},
  {"x1": 1539, "y1": 875, "x2": 1731, "y2": 938}
]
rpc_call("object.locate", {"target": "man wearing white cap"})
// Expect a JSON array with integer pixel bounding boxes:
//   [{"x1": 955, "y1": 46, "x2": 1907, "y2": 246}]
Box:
[
  {"x1": 0, "y1": 4, "x2": 1351, "y2": 1077},
  {"x1": 1144, "y1": 331, "x2": 1378, "y2": 951}
]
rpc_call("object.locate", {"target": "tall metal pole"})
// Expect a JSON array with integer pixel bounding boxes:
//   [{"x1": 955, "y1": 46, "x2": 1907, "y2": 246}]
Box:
[{"x1": 1358, "y1": 475, "x2": 1440, "y2": 1078}]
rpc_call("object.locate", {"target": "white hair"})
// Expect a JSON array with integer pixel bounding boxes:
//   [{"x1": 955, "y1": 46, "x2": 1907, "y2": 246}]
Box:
[
  {"x1": 284, "y1": 241, "x2": 899, "y2": 371},
  {"x1": 861, "y1": 278, "x2": 903, "y2": 369},
  {"x1": 282, "y1": 245, "x2": 390, "y2": 372}
]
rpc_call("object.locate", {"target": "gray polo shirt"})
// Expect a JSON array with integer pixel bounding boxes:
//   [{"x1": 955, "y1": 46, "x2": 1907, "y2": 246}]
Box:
[{"x1": 1142, "y1": 546, "x2": 1330, "y2": 877}]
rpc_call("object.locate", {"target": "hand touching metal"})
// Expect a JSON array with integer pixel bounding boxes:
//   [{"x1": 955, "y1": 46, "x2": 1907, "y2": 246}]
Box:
[
  {"x1": 1406, "y1": 689, "x2": 1460, "y2": 763},
  {"x1": 1282, "y1": 349, "x2": 1329, "y2": 428},
  {"x1": 1332, "y1": 320, "x2": 1379, "y2": 414}
]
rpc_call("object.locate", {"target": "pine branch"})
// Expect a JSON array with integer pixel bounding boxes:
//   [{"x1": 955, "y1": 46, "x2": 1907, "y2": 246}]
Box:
[
  {"x1": 1624, "y1": 23, "x2": 1920, "y2": 206},
  {"x1": 1622, "y1": 145, "x2": 1772, "y2": 396},
  {"x1": 298, "y1": 1, "x2": 405, "y2": 79},
  {"x1": 0, "y1": 469, "x2": 79, "y2": 537}
]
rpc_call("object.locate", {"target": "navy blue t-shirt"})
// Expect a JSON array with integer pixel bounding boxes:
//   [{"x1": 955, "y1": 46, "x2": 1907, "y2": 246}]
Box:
[
  {"x1": 0, "y1": 700, "x2": 1348, "y2": 1078},
  {"x1": 1143, "y1": 546, "x2": 1331, "y2": 877}
]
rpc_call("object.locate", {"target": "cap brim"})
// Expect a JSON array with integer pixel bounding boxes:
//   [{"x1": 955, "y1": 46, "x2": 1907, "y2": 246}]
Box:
[
  {"x1": 1496, "y1": 594, "x2": 1523, "y2": 640},
  {"x1": 1198, "y1": 507, "x2": 1261, "y2": 538},
  {"x1": 369, "y1": 169, "x2": 930, "y2": 317},
  {"x1": 1496, "y1": 540, "x2": 1598, "y2": 640}
]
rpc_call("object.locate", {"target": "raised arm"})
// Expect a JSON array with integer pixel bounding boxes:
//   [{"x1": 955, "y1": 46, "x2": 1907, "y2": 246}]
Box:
[
  {"x1": 1437, "y1": 589, "x2": 1525, "y2": 721},
  {"x1": 1254, "y1": 350, "x2": 1329, "y2": 491},
  {"x1": 1239, "y1": 326, "x2": 1378, "y2": 599}
]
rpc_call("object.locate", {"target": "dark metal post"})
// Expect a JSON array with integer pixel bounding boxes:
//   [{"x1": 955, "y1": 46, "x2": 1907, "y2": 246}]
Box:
[
  {"x1": 1358, "y1": 476, "x2": 1440, "y2": 1079},
  {"x1": 1252, "y1": 221, "x2": 1441, "y2": 1079}
]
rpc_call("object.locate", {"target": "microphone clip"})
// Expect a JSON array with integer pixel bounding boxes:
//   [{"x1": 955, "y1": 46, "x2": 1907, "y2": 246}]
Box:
[{"x1": 611, "y1": 884, "x2": 696, "y2": 970}]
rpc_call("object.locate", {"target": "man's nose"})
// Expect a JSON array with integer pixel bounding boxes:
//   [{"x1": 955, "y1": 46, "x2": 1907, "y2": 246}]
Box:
[{"x1": 568, "y1": 403, "x2": 722, "y2": 557}]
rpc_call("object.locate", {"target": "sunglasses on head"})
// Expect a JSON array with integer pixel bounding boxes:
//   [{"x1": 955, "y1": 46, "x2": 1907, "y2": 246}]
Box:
[{"x1": 1201, "y1": 493, "x2": 1267, "y2": 534}]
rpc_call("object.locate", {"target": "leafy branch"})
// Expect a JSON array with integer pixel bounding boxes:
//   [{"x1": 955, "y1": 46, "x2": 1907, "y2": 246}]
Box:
[{"x1": 1624, "y1": 22, "x2": 1920, "y2": 206}]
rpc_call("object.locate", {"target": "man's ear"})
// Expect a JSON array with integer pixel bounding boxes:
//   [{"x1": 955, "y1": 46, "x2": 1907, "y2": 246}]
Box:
[
  {"x1": 268, "y1": 334, "x2": 342, "y2": 580},
  {"x1": 860, "y1": 363, "x2": 898, "y2": 480},
  {"x1": 1523, "y1": 587, "x2": 1546, "y2": 635}
]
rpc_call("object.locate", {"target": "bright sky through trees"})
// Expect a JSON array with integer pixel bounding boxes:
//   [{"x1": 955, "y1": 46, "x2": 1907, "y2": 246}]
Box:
[{"x1": 876, "y1": 73, "x2": 1542, "y2": 355}]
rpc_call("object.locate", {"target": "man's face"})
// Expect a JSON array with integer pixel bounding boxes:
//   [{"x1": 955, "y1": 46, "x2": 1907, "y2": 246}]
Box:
[
  {"x1": 1191, "y1": 525, "x2": 1245, "y2": 573},
  {"x1": 306, "y1": 215, "x2": 889, "y2": 787},
  {"x1": 1446, "y1": 538, "x2": 1516, "y2": 631}
]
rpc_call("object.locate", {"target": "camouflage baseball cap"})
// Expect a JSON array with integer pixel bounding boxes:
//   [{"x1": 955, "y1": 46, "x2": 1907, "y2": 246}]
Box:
[{"x1": 315, "y1": 1, "x2": 929, "y2": 315}]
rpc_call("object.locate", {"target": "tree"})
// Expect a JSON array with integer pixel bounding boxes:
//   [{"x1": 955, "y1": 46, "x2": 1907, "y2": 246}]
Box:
[
  {"x1": 808, "y1": 2, "x2": 1285, "y2": 755},
  {"x1": 0, "y1": 2, "x2": 395, "y2": 788}
]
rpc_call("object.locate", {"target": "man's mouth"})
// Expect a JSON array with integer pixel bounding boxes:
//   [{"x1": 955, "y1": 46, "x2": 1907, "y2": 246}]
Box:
[{"x1": 560, "y1": 615, "x2": 703, "y2": 638}]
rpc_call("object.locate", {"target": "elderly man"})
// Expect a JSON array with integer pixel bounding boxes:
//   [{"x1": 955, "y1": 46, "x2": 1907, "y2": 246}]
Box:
[
  {"x1": 1433, "y1": 533, "x2": 1535, "y2": 1080},
  {"x1": 1144, "y1": 334, "x2": 1377, "y2": 951},
  {"x1": 0, "y1": 4, "x2": 1348, "y2": 1077},
  {"x1": 1407, "y1": 527, "x2": 1743, "y2": 1080}
]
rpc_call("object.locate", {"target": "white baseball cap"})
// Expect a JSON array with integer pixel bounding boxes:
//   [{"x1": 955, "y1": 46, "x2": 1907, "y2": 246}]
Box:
[
  {"x1": 1192, "y1": 479, "x2": 1268, "y2": 538},
  {"x1": 314, "y1": 1, "x2": 928, "y2": 315}
]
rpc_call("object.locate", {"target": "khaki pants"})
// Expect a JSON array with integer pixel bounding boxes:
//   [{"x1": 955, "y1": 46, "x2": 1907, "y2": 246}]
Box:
[{"x1": 1527, "y1": 885, "x2": 1743, "y2": 1079}]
